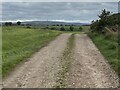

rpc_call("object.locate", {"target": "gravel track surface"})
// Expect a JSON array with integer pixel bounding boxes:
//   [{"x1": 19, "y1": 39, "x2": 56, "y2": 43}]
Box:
[
  {"x1": 3, "y1": 34, "x2": 71, "y2": 88},
  {"x1": 68, "y1": 34, "x2": 119, "y2": 88},
  {"x1": 3, "y1": 33, "x2": 119, "y2": 88}
]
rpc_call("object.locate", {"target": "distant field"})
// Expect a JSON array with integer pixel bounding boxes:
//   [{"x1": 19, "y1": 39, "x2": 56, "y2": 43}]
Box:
[{"x1": 2, "y1": 26, "x2": 61, "y2": 77}]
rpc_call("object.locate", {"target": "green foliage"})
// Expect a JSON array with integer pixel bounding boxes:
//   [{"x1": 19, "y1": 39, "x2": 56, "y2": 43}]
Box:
[
  {"x1": 79, "y1": 26, "x2": 83, "y2": 31},
  {"x1": 50, "y1": 27, "x2": 56, "y2": 30},
  {"x1": 69, "y1": 26, "x2": 74, "y2": 31},
  {"x1": 60, "y1": 27, "x2": 65, "y2": 31},
  {"x1": 17, "y1": 21, "x2": 21, "y2": 25},
  {"x1": 2, "y1": 26, "x2": 61, "y2": 77},
  {"x1": 91, "y1": 9, "x2": 119, "y2": 32},
  {"x1": 5, "y1": 22, "x2": 12, "y2": 26},
  {"x1": 107, "y1": 13, "x2": 120, "y2": 26},
  {"x1": 98, "y1": 9, "x2": 110, "y2": 26},
  {"x1": 41, "y1": 25, "x2": 85, "y2": 31}
]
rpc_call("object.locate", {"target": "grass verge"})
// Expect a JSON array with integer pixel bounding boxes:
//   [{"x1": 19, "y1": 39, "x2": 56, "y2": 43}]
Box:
[
  {"x1": 54, "y1": 34, "x2": 75, "y2": 88},
  {"x1": 2, "y1": 26, "x2": 61, "y2": 77},
  {"x1": 88, "y1": 32, "x2": 119, "y2": 76}
]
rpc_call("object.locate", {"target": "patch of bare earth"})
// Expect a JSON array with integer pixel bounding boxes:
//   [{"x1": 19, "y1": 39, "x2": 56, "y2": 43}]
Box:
[
  {"x1": 3, "y1": 34, "x2": 71, "y2": 88},
  {"x1": 68, "y1": 34, "x2": 119, "y2": 88}
]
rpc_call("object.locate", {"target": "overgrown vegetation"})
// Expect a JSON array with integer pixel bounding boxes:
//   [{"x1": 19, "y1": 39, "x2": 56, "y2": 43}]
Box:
[
  {"x1": 88, "y1": 32, "x2": 119, "y2": 74},
  {"x1": 2, "y1": 26, "x2": 61, "y2": 77},
  {"x1": 91, "y1": 9, "x2": 119, "y2": 33},
  {"x1": 89, "y1": 9, "x2": 119, "y2": 76},
  {"x1": 54, "y1": 34, "x2": 75, "y2": 88}
]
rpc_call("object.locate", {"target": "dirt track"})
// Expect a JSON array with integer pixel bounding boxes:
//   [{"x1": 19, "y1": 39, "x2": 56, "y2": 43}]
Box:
[
  {"x1": 3, "y1": 33, "x2": 119, "y2": 88},
  {"x1": 3, "y1": 34, "x2": 71, "y2": 88},
  {"x1": 68, "y1": 34, "x2": 119, "y2": 88}
]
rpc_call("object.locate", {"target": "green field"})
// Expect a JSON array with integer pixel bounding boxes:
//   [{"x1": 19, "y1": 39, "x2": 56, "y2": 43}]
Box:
[{"x1": 2, "y1": 26, "x2": 61, "y2": 77}]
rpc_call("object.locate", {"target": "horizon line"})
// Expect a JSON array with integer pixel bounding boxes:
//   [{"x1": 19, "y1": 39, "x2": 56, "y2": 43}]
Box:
[{"x1": 1, "y1": 20, "x2": 92, "y2": 23}]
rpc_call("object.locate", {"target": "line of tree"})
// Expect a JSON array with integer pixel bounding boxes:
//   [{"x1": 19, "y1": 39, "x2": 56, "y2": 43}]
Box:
[
  {"x1": 60, "y1": 26, "x2": 74, "y2": 31},
  {"x1": 4, "y1": 21, "x2": 21, "y2": 26},
  {"x1": 5, "y1": 22, "x2": 12, "y2": 26}
]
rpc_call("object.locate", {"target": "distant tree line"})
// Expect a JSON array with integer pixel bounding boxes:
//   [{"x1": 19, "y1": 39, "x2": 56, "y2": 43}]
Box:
[
  {"x1": 43, "y1": 25, "x2": 83, "y2": 31},
  {"x1": 4, "y1": 21, "x2": 21, "y2": 26},
  {"x1": 60, "y1": 26, "x2": 74, "y2": 31},
  {"x1": 3, "y1": 20, "x2": 83, "y2": 32},
  {"x1": 60, "y1": 26, "x2": 82, "y2": 31}
]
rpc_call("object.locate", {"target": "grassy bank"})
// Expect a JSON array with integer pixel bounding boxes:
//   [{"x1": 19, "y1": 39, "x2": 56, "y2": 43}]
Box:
[
  {"x1": 2, "y1": 26, "x2": 61, "y2": 77},
  {"x1": 54, "y1": 34, "x2": 75, "y2": 88},
  {"x1": 88, "y1": 32, "x2": 119, "y2": 75},
  {"x1": 0, "y1": 27, "x2": 2, "y2": 77}
]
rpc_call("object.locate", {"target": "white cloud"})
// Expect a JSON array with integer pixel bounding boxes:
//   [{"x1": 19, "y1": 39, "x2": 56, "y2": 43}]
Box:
[
  {"x1": 2, "y1": 2, "x2": 118, "y2": 23},
  {"x1": 51, "y1": 19, "x2": 91, "y2": 23}
]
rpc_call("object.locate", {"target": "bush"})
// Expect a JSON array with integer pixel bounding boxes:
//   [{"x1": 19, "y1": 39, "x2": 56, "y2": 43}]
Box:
[
  {"x1": 60, "y1": 27, "x2": 65, "y2": 31},
  {"x1": 69, "y1": 26, "x2": 74, "y2": 31},
  {"x1": 50, "y1": 27, "x2": 56, "y2": 30},
  {"x1": 26, "y1": 26, "x2": 31, "y2": 28},
  {"x1": 79, "y1": 27, "x2": 83, "y2": 31}
]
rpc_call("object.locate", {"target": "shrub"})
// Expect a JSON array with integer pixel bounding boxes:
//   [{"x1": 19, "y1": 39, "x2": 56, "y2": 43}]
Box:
[
  {"x1": 60, "y1": 27, "x2": 65, "y2": 31},
  {"x1": 50, "y1": 27, "x2": 56, "y2": 30},
  {"x1": 79, "y1": 27, "x2": 83, "y2": 31},
  {"x1": 69, "y1": 26, "x2": 74, "y2": 31}
]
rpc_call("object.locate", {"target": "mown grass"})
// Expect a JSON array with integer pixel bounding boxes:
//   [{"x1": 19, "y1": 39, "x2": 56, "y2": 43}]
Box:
[
  {"x1": 88, "y1": 32, "x2": 119, "y2": 76},
  {"x1": 2, "y1": 26, "x2": 61, "y2": 77},
  {"x1": 54, "y1": 34, "x2": 75, "y2": 88}
]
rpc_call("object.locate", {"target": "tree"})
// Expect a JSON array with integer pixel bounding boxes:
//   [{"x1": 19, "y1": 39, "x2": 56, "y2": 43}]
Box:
[
  {"x1": 90, "y1": 20, "x2": 99, "y2": 31},
  {"x1": 60, "y1": 27, "x2": 65, "y2": 31},
  {"x1": 70, "y1": 26, "x2": 74, "y2": 31},
  {"x1": 98, "y1": 9, "x2": 110, "y2": 29},
  {"x1": 8, "y1": 22, "x2": 12, "y2": 26},
  {"x1": 17, "y1": 21, "x2": 21, "y2": 25},
  {"x1": 50, "y1": 27, "x2": 56, "y2": 30},
  {"x1": 4, "y1": 22, "x2": 12, "y2": 26},
  {"x1": 79, "y1": 26, "x2": 83, "y2": 31},
  {"x1": 5, "y1": 22, "x2": 8, "y2": 26},
  {"x1": 90, "y1": 9, "x2": 111, "y2": 32}
]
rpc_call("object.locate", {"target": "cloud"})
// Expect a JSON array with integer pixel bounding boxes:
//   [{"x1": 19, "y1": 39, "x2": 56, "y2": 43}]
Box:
[
  {"x1": 2, "y1": 2, "x2": 118, "y2": 23},
  {"x1": 2, "y1": 0, "x2": 120, "y2": 2}
]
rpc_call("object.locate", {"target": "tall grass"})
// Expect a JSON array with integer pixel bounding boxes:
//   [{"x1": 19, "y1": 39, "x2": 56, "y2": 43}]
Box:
[
  {"x1": 88, "y1": 32, "x2": 119, "y2": 76},
  {"x1": 0, "y1": 26, "x2": 2, "y2": 77},
  {"x1": 2, "y1": 26, "x2": 61, "y2": 77}
]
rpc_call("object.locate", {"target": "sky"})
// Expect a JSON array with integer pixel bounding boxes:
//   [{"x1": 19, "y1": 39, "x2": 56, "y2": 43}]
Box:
[
  {"x1": 1, "y1": 0, "x2": 120, "y2": 2},
  {"x1": 2, "y1": 2, "x2": 119, "y2": 23}
]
